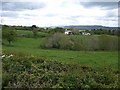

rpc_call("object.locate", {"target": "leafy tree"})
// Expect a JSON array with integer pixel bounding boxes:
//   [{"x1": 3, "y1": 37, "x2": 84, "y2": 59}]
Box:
[
  {"x1": 48, "y1": 27, "x2": 65, "y2": 34},
  {"x1": 72, "y1": 29, "x2": 79, "y2": 35},
  {"x1": 31, "y1": 25, "x2": 38, "y2": 37},
  {"x1": 2, "y1": 26, "x2": 16, "y2": 45}
]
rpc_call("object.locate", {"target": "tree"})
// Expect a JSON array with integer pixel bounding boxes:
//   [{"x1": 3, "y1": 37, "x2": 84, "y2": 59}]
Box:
[
  {"x1": 2, "y1": 26, "x2": 16, "y2": 45},
  {"x1": 31, "y1": 25, "x2": 38, "y2": 37},
  {"x1": 72, "y1": 29, "x2": 79, "y2": 35}
]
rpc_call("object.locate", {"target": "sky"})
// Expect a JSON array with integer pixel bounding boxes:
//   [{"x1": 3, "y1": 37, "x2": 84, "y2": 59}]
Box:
[{"x1": 0, "y1": 0, "x2": 119, "y2": 27}]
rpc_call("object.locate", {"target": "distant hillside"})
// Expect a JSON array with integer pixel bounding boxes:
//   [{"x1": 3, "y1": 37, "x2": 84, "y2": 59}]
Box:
[{"x1": 62, "y1": 25, "x2": 118, "y2": 30}]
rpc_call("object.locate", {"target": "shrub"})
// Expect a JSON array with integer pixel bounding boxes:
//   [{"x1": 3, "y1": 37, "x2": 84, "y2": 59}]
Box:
[
  {"x1": 2, "y1": 26, "x2": 16, "y2": 45},
  {"x1": 2, "y1": 52, "x2": 119, "y2": 89},
  {"x1": 41, "y1": 33, "x2": 73, "y2": 49},
  {"x1": 41, "y1": 33, "x2": 118, "y2": 51},
  {"x1": 70, "y1": 36, "x2": 84, "y2": 50},
  {"x1": 82, "y1": 36, "x2": 99, "y2": 51},
  {"x1": 98, "y1": 35, "x2": 118, "y2": 51},
  {"x1": 41, "y1": 33, "x2": 83, "y2": 51}
]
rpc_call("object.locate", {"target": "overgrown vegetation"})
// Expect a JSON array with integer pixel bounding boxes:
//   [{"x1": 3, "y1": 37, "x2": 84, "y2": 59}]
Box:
[
  {"x1": 91, "y1": 29, "x2": 119, "y2": 36},
  {"x1": 2, "y1": 25, "x2": 16, "y2": 45},
  {"x1": 41, "y1": 33, "x2": 118, "y2": 51},
  {"x1": 2, "y1": 51, "x2": 119, "y2": 89}
]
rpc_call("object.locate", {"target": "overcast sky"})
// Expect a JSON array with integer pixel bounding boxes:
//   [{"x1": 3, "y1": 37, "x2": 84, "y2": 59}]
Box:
[{"x1": 0, "y1": 0, "x2": 119, "y2": 27}]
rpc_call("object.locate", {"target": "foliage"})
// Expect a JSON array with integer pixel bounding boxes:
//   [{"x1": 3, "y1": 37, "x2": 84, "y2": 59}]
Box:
[
  {"x1": 2, "y1": 52, "x2": 119, "y2": 89},
  {"x1": 48, "y1": 27, "x2": 65, "y2": 34},
  {"x1": 41, "y1": 33, "x2": 73, "y2": 49},
  {"x1": 91, "y1": 29, "x2": 118, "y2": 36},
  {"x1": 71, "y1": 29, "x2": 80, "y2": 35},
  {"x1": 16, "y1": 30, "x2": 48, "y2": 38},
  {"x1": 3, "y1": 36, "x2": 118, "y2": 68},
  {"x1": 98, "y1": 35, "x2": 118, "y2": 51},
  {"x1": 31, "y1": 25, "x2": 38, "y2": 38},
  {"x1": 41, "y1": 33, "x2": 118, "y2": 51},
  {"x1": 2, "y1": 26, "x2": 16, "y2": 45}
]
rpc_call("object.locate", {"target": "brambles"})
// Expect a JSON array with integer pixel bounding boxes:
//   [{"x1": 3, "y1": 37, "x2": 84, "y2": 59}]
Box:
[{"x1": 2, "y1": 52, "x2": 119, "y2": 89}]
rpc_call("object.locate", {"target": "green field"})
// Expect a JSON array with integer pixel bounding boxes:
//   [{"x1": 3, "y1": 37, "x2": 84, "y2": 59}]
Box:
[
  {"x1": 2, "y1": 29, "x2": 119, "y2": 88},
  {"x1": 3, "y1": 31, "x2": 118, "y2": 69}
]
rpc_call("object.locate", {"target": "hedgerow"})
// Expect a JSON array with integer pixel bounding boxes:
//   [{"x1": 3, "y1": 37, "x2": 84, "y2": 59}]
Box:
[
  {"x1": 2, "y1": 52, "x2": 119, "y2": 89},
  {"x1": 41, "y1": 33, "x2": 118, "y2": 51}
]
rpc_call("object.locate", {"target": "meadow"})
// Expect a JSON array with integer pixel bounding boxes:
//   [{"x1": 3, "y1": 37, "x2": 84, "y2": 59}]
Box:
[
  {"x1": 2, "y1": 29, "x2": 119, "y2": 88},
  {"x1": 3, "y1": 30, "x2": 118, "y2": 69}
]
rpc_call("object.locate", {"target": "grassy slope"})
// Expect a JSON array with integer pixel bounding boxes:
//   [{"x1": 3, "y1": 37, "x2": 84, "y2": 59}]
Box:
[{"x1": 3, "y1": 36, "x2": 118, "y2": 69}]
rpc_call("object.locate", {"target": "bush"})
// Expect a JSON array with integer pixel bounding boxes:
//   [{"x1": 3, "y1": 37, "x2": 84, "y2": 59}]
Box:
[
  {"x1": 2, "y1": 26, "x2": 16, "y2": 45},
  {"x1": 2, "y1": 52, "x2": 119, "y2": 89},
  {"x1": 41, "y1": 33, "x2": 73, "y2": 49},
  {"x1": 81, "y1": 36, "x2": 99, "y2": 51},
  {"x1": 98, "y1": 35, "x2": 118, "y2": 51},
  {"x1": 41, "y1": 33, "x2": 83, "y2": 51},
  {"x1": 41, "y1": 33, "x2": 118, "y2": 51}
]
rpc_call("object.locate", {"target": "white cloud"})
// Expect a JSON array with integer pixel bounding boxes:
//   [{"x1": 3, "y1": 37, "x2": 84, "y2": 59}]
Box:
[
  {"x1": 2, "y1": 0, "x2": 119, "y2": 2},
  {"x1": 1, "y1": 0, "x2": 118, "y2": 27}
]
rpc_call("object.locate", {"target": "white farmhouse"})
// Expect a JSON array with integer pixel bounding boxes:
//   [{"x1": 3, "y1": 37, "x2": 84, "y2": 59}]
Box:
[
  {"x1": 80, "y1": 32, "x2": 91, "y2": 35},
  {"x1": 64, "y1": 30, "x2": 72, "y2": 35}
]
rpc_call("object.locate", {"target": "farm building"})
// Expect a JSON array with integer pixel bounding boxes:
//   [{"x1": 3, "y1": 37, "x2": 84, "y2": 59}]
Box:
[
  {"x1": 64, "y1": 30, "x2": 72, "y2": 35},
  {"x1": 80, "y1": 32, "x2": 91, "y2": 35}
]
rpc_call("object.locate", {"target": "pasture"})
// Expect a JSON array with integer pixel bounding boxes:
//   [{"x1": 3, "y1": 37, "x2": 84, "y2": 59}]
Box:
[
  {"x1": 2, "y1": 29, "x2": 119, "y2": 88},
  {"x1": 3, "y1": 30, "x2": 118, "y2": 69}
]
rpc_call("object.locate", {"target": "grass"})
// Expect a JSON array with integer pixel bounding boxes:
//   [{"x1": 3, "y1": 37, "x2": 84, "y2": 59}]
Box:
[
  {"x1": 16, "y1": 30, "x2": 48, "y2": 38},
  {"x1": 3, "y1": 36, "x2": 118, "y2": 69},
  {"x1": 2, "y1": 29, "x2": 119, "y2": 89}
]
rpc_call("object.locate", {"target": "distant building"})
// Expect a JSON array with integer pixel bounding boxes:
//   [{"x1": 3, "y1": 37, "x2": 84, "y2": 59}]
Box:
[
  {"x1": 64, "y1": 30, "x2": 72, "y2": 35},
  {"x1": 44, "y1": 27, "x2": 47, "y2": 30},
  {"x1": 80, "y1": 32, "x2": 91, "y2": 35}
]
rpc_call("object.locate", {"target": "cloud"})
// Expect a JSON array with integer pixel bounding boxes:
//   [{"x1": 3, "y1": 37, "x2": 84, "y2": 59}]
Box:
[
  {"x1": 1, "y1": 1, "x2": 118, "y2": 27},
  {"x1": 81, "y1": 2, "x2": 118, "y2": 10},
  {"x1": 1, "y1": 11, "x2": 19, "y2": 18},
  {"x1": 2, "y1": 2, "x2": 46, "y2": 11},
  {"x1": 106, "y1": 10, "x2": 118, "y2": 18},
  {"x1": 44, "y1": 13, "x2": 58, "y2": 17}
]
